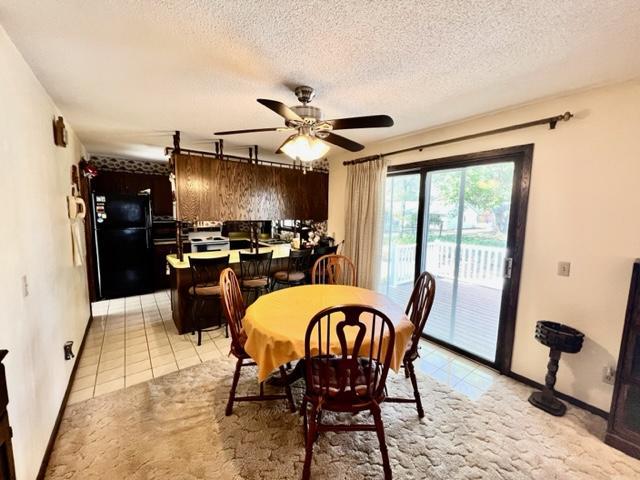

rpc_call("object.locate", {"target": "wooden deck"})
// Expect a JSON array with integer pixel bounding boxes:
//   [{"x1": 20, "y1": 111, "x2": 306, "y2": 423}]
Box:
[{"x1": 385, "y1": 277, "x2": 502, "y2": 361}]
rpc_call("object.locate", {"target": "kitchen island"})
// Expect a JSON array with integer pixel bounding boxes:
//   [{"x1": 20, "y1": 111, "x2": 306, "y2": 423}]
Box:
[{"x1": 166, "y1": 244, "x2": 291, "y2": 334}]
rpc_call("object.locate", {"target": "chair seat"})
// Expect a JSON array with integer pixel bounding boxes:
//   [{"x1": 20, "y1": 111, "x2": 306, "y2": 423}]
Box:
[
  {"x1": 274, "y1": 270, "x2": 305, "y2": 282},
  {"x1": 189, "y1": 284, "x2": 221, "y2": 296},
  {"x1": 242, "y1": 277, "x2": 269, "y2": 288},
  {"x1": 404, "y1": 346, "x2": 420, "y2": 363},
  {"x1": 308, "y1": 357, "x2": 378, "y2": 400}
]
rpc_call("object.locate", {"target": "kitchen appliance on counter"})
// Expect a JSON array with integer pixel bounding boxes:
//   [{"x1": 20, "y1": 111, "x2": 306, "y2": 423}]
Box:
[
  {"x1": 92, "y1": 192, "x2": 153, "y2": 299},
  {"x1": 188, "y1": 224, "x2": 230, "y2": 252},
  {"x1": 152, "y1": 219, "x2": 177, "y2": 241}
]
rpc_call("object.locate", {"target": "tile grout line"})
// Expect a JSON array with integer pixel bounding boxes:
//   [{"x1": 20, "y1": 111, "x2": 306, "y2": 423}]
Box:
[
  {"x1": 419, "y1": 342, "x2": 497, "y2": 392},
  {"x1": 420, "y1": 350, "x2": 475, "y2": 387},
  {"x1": 152, "y1": 292, "x2": 178, "y2": 376},
  {"x1": 92, "y1": 299, "x2": 111, "y2": 398},
  {"x1": 138, "y1": 295, "x2": 154, "y2": 383},
  {"x1": 168, "y1": 296, "x2": 203, "y2": 366},
  {"x1": 184, "y1": 314, "x2": 204, "y2": 362}
]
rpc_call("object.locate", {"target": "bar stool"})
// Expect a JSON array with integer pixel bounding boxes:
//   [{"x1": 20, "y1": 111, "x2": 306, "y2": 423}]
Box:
[
  {"x1": 239, "y1": 250, "x2": 273, "y2": 304},
  {"x1": 271, "y1": 248, "x2": 312, "y2": 290},
  {"x1": 188, "y1": 255, "x2": 230, "y2": 345}
]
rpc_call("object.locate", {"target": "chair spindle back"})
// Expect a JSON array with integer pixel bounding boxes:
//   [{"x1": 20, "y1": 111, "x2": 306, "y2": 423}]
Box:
[
  {"x1": 239, "y1": 251, "x2": 273, "y2": 280},
  {"x1": 405, "y1": 271, "x2": 436, "y2": 358},
  {"x1": 188, "y1": 255, "x2": 230, "y2": 288},
  {"x1": 287, "y1": 248, "x2": 312, "y2": 274},
  {"x1": 304, "y1": 305, "x2": 395, "y2": 401},
  {"x1": 311, "y1": 254, "x2": 357, "y2": 286},
  {"x1": 220, "y1": 268, "x2": 246, "y2": 351}
]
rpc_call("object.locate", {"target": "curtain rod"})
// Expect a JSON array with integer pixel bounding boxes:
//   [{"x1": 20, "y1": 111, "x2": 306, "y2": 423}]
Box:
[{"x1": 343, "y1": 111, "x2": 573, "y2": 166}]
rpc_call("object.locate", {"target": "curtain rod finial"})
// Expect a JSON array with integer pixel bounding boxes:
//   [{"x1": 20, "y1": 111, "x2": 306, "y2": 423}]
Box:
[{"x1": 549, "y1": 111, "x2": 573, "y2": 130}]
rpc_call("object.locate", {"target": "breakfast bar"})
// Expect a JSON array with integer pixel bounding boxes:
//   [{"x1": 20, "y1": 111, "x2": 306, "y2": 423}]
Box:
[{"x1": 166, "y1": 243, "x2": 292, "y2": 334}]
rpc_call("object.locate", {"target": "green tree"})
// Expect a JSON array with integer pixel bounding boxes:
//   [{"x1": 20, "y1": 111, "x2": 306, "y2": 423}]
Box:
[{"x1": 439, "y1": 164, "x2": 513, "y2": 232}]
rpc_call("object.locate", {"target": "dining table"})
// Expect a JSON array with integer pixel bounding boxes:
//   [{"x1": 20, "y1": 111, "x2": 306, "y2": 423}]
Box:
[{"x1": 243, "y1": 284, "x2": 415, "y2": 382}]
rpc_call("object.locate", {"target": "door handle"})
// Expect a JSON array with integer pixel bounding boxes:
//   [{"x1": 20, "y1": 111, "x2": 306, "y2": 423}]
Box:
[{"x1": 503, "y1": 257, "x2": 513, "y2": 279}]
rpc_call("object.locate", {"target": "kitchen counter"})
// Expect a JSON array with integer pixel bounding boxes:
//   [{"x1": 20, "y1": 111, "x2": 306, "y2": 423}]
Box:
[
  {"x1": 166, "y1": 243, "x2": 292, "y2": 334},
  {"x1": 166, "y1": 243, "x2": 291, "y2": 269}
]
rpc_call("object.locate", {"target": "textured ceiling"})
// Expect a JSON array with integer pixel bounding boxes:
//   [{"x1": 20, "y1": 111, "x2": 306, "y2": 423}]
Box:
[{"x1": 2, "y1": 0, "x2": 640, "y2": 161}]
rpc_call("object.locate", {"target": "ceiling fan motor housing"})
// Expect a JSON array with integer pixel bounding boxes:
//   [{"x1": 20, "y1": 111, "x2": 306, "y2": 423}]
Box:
[{"x1": 290, "y1": 105, "x2": 323, "y2": 123}]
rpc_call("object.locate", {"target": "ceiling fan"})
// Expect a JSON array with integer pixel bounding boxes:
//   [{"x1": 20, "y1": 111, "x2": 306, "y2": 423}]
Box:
[{"x1": 214, "y1": 86, "x2": 394, "y2": 161}]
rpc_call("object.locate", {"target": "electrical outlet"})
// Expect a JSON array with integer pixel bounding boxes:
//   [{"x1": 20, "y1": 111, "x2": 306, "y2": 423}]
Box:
[
  {"x1": 602, "y1": 366, "x2": 616, "y2": 385},
  {"x1": 21, "y1": 275, "x2": 29, "y2": 297},
  {"x1": 557, "y1": 261, "x2": 571, "y2": 277}
]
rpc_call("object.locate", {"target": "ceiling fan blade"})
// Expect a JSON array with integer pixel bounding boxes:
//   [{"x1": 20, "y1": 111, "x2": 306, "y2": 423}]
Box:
[
  {"x1": 325, "y1": 115, "x2": 394, "y2": 130},
  {"x1": 322, "y1": 133, "x2": 365, "y2": 152},
  {"x1": 214, "y1": 127, "x2": 282, "y2": 135},
  {"x1": 275, "y1": 135, "x2": 296, "y2": 154},
  {"x1": 257, "y1": 99, "x2": 303, "y2": 122}
]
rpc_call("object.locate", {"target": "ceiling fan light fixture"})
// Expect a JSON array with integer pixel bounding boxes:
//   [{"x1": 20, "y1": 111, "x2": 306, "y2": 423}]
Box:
[{"x1": 281, "y1": 133, "x2": 329, "y2": 162}]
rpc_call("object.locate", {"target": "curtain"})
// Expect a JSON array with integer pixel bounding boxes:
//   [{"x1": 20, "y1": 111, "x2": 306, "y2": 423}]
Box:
[{"x1": 344, "y1": 156, "x2": 388, "y2": 289}]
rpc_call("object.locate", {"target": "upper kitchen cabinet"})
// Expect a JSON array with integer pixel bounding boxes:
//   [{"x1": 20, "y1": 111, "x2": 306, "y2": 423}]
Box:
[
  {"x1": 174, "y1": 153, "x2": 328, "y2": 221},
  {"x1": 92, "y1": 171, "x2": 173, "y2": 217}
]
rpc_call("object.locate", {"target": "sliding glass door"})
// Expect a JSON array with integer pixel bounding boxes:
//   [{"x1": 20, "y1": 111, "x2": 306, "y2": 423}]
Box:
[
  {"x1": 422, "y1": 162, "x2": 514, "y2": 362},
  {"x1": 378, "y1": 146, "x2": 531, "y2": 371},
  {"x1": 378, "y1": 173, "x2": 421, "y2": 308}
]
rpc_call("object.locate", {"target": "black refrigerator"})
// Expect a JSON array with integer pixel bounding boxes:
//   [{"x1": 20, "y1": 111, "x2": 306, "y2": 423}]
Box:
[{"x1": 92, "y1": 192, "x2": 153, "y2": 299}]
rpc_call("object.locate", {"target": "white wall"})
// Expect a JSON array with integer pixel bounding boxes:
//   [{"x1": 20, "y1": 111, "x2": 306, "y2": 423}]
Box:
[
  {"x1": 328, "y1": 81, "x2": 640, "y2": 412},
  {"x1": 0, "y1": 26, "x2": 90, "y2": 479}
]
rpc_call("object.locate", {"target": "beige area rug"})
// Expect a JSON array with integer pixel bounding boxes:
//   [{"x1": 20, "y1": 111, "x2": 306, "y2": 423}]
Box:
[{"x1": 46, "y1": 357, "x2": 640, "y2": 480}]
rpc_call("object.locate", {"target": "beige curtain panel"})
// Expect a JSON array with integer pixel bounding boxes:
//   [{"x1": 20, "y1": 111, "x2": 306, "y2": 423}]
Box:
[{"x1": 344, "y1": 156, "x2": 388, "y2": 289}]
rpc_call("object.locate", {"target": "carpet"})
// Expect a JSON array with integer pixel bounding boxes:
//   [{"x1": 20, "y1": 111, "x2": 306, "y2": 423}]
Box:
[{"x1": 45, "y1": 357, "x2": 640, "y2": 479}]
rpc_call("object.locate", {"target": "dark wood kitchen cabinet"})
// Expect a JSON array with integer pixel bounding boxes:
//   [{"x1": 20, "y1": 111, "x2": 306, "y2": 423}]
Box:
[
  {"x1": 173, "y1": 152, "x2": 328, "y2": 221},
  {"x1": 606, "y1": 260, "x2": 640, "y2": 459},
  {"x1": 92, "y1": 171, "x2": 173, "y2": 216},
  {"x1": 0, "y1": 351, "x2": 16, "y2": 480}
]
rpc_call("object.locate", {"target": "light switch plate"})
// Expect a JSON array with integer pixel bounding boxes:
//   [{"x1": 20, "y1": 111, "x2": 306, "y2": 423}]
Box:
[{"x1": 557, "y1": 261, "x2": 571, "y2": 277}]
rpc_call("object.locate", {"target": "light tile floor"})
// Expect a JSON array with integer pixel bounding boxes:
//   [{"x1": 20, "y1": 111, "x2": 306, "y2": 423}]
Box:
[
  {"x1": 69, "y1": 290, "x2": 498, "y2": 404},
  {"x1": 68, "y1": 290, "x2": 228, "y2": 405}
]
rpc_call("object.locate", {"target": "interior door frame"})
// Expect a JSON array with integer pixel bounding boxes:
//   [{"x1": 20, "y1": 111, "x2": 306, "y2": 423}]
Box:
[{"x1": 388, "y1": 144, "x2": 533, "y2": 374}]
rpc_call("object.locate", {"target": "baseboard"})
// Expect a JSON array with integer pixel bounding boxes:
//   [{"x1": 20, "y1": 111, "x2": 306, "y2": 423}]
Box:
[
  {"x1": 507, "y1": 371, "x2": 609, "y2": 420},
  {"x1": 36, "y1": 314, "x2": 93, "y2": 480}
]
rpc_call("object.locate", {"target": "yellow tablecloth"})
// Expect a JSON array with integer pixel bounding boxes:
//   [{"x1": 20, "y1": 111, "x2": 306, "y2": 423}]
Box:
[{"x1": 243, "y1": 284, "x2": 414, "y2": 382}]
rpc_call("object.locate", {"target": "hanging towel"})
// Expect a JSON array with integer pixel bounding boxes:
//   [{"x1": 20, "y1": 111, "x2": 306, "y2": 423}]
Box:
[{"x1": 71, "y1": 219, "x2": 84, "y2": 267}]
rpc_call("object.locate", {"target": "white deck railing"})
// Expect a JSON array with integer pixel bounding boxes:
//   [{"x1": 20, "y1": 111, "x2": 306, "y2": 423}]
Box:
[
  {"x1": 389, "y1": 243, "x2": 416, "y2": 286},
  {"x1": 386, "y1": 241, "x2": 506, "y2": 289}
]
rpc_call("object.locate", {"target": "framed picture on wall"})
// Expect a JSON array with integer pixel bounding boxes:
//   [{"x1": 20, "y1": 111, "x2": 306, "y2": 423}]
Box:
[{"x1": 53, "y1": 116, "x2": 67, "y2": 147}]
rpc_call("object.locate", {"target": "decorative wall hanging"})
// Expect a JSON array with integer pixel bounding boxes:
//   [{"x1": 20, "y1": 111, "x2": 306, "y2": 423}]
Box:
[{"x1": 53, "y1": 116, "x2": 67, "y2": 147}]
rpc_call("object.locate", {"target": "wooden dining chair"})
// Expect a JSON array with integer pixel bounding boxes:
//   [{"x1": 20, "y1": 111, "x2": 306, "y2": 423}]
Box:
[
  {"x1": 301, "y1": 304, "x2": 395, "y2": 480},
  {"x1": 385, "y1": 271, "x2": 436, "y2": 418},
  {"x1": 311, "y1": 254, "x2": 357, "y2": 286},
  {"x1": 239, "y1": 250, "x2": 273, "y2": 304},
  {"x1": 188, "y1": 255, "x2": 230, "y2": 345},
  {"x1": 219, "y1": 268, "x2": 296, "y2": 416}
]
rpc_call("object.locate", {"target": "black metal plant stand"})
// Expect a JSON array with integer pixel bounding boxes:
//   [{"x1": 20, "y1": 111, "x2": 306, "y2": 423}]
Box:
[{"x1": 528, "y1": 320, "x2": 584, "y2": 417}]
